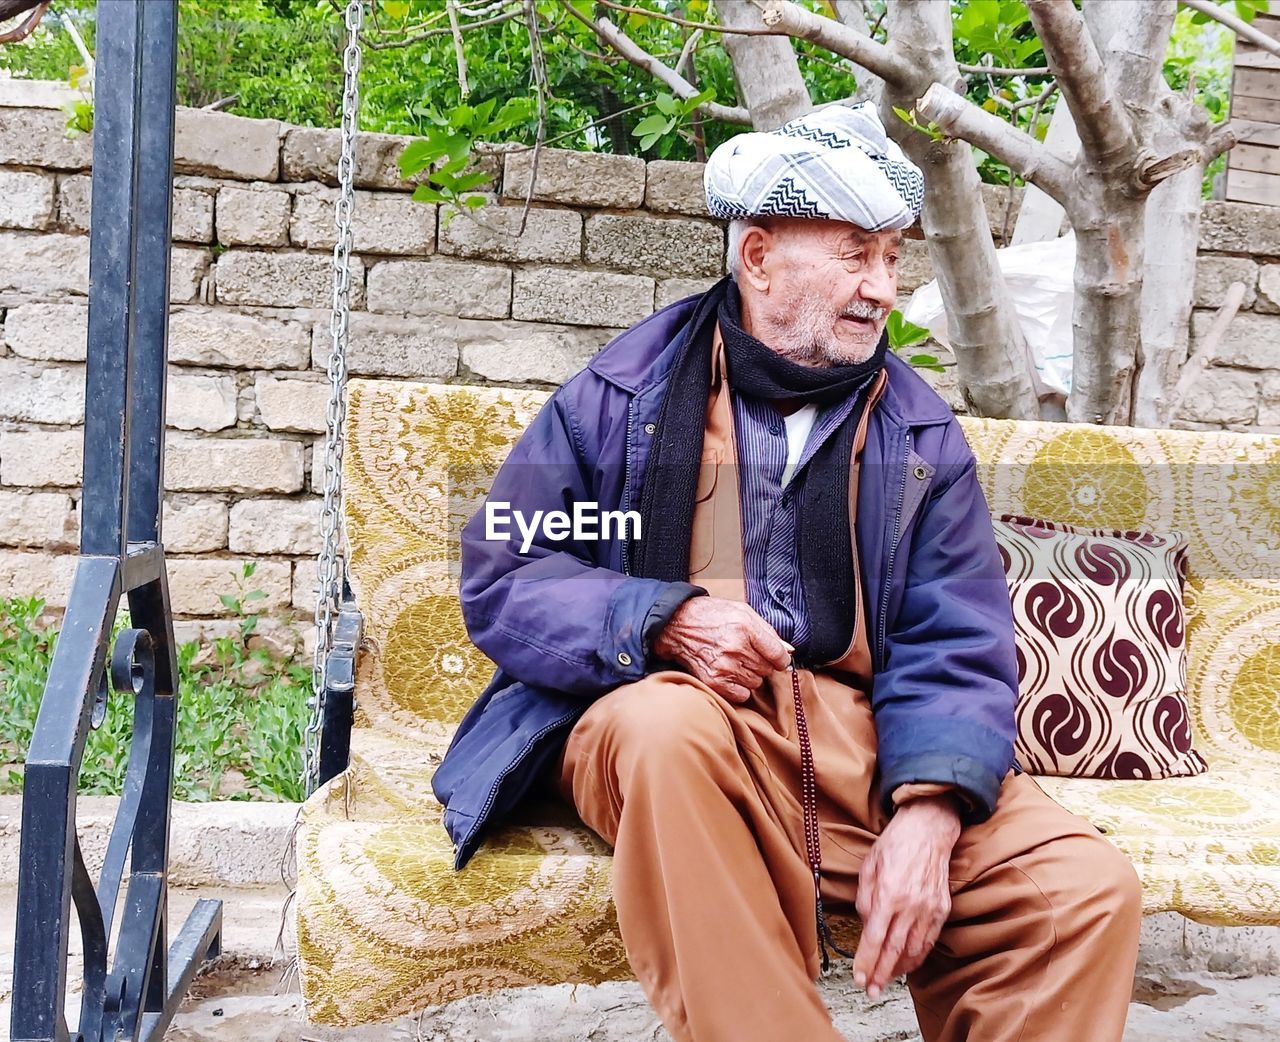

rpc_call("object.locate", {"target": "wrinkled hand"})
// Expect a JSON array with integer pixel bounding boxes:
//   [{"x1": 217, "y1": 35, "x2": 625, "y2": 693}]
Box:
[
  {"x1": 652, "y1": 596, "x2": 792, "y2": 704},
  {"x1": 853, "y1": 795, "x2": 961, "y2": 999}
]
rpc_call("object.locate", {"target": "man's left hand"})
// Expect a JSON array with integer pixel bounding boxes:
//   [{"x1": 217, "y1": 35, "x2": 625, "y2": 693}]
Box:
[{"x1": 852, "y1": 795, "x2": 961, "y2": 1000}]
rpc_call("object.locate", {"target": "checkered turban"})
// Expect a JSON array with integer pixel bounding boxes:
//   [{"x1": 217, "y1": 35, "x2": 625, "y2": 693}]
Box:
[{"x1": 704, "y1": 101, "x2": 925, "y2": 231}]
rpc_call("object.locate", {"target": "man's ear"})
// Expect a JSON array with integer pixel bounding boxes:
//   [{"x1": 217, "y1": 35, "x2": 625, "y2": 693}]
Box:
[{"x1": 738, "y1": 223, "x2": 772, "y2": 293}]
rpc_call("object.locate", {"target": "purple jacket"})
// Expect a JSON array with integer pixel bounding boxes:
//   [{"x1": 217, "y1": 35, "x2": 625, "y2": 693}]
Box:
[{"x1": 432, "y1": 294, "x2": 1018, "y2": 869}]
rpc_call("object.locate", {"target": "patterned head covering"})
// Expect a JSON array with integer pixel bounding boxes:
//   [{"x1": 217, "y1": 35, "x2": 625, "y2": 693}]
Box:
[{"x1": 704, "y1": 102, "x2": 924, "y2": 231}]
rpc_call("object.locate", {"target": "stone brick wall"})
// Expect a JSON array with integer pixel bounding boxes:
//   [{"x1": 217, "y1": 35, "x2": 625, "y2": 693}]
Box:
[{"x1": 3, "y1": 79, "x2": 1279, "y2": 646}]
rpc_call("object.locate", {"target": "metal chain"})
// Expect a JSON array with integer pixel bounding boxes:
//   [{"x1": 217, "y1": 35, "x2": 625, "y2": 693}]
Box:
[{"x1": 306, "y1": 0, "x2": 363, "y2": 796}]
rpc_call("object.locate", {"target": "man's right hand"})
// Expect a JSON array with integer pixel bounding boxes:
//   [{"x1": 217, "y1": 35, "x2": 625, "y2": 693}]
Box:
[{"x1": 652, "y1": 597, "x2": 793, "y2": 704}]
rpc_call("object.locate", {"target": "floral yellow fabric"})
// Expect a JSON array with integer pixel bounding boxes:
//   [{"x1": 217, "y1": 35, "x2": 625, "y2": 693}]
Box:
[{"x1": 297, "y1": 380, "x2": 1280, "y2": 1026}]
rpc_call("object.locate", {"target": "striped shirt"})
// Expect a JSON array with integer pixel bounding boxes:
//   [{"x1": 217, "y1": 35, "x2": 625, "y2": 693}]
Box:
[{"x1": 731, "y1": 385, "x2": 866, "y2": 648}]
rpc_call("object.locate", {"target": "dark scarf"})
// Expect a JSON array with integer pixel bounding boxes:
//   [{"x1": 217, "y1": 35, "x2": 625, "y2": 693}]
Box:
[{"x1": 633, "y1": 278, "x2": 888, "y2": 665}]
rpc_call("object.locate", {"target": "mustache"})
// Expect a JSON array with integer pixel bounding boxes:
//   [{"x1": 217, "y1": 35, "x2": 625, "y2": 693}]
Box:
[{"x1": 841, "y1": 300, "x2": 888, "y2": 322}]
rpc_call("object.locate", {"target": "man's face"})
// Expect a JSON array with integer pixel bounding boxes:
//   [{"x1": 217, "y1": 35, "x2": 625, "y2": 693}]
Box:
[{"x1": 747, "y1": 218, "x2": 901, "y2": 367}]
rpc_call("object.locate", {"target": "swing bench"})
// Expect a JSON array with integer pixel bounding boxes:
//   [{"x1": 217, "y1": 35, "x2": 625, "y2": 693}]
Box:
[
  {"x1": 288, "y1": 4, "x2": 1280, "y2": 1030},
  {"x1": 294, "y1": 376, "x2": 1280, "y2": 1025}
]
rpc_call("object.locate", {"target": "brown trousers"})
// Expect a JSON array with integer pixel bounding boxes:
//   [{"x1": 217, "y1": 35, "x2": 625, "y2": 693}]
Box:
[
  {"x1": 555, "y1": 334, "x2": 1142, "y2": 1040},
  {"x1": 556, "y1": 669, "x2": 1143, "y2": 1042}
]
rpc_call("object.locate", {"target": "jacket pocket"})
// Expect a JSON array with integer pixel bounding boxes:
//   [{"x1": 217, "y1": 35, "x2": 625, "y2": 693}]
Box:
[{"x1": 689, "y1": 450, "x2": 720, "y2": 576}]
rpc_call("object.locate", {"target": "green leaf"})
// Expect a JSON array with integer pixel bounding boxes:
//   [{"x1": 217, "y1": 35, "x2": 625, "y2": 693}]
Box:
[
  {"x1": 631, "y1": 113, "x2": 672, "y2": 137},
  {"x1": 639, "y1": 133, "x2": 663, "y2": 151},
  {"x1": 412, "y1": 184, "x2": 450, "y2": 204},
  {"x1": 678, "y1": 88, "x2": 716, "y2": 117},
  {"x1": 886, "y1": 309, "x2": 932, "y2": 350},
  {"x1": 218, "y1": 594, "x2": 240, "y2": 611},
  {"x1": 381, "y1": 0, "x2": 410, "y2": 18},
  {"x1": 654, "y1": 93, "x2": 678, "y2": 117}
]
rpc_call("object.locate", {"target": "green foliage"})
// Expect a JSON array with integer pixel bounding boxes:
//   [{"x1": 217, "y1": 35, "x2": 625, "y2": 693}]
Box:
[
  {"x1": 397, "y1": 96, "x2": 535, "y2": 214},
  {"x1": 0, "y1": 0, "x2": 1251, "y2": 199},
  {"x1": 886, "y1": 310, "x2": 947, "y2": 373},
  {"x1": 0, "y1": 566, "x2": 309, "y2": 803}
]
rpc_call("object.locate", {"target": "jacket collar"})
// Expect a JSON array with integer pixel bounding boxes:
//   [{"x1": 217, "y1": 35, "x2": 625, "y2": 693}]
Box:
[{"x1": 588, "y1": 290, "x2": 954, "y2": 428}]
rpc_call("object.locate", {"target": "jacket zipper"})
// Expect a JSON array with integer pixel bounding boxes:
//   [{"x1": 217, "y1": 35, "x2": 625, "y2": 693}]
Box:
[
  {"x1": 876, "y1": 430, "x2": 910, "y2": 670},
  {"x1": 458, "y1": 708, "x2": 579, "y2": 867}
]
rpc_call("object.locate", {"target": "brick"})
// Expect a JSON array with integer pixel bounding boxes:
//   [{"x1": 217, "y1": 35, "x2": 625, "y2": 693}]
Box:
[
  {"x1": 310, "y1": 312, "x2": 457, "y2": 379},
  {"x1": 215, "y1": 185, "x2": 291, "y2": 247},
  {"x1": 291, "y1": 187, "x2": 436, "y2": 255},
  {"x1": 0, "y1": 551, "x2": 77, "y2": 607},
  {"x1": 1201, "y1": 200, "x2": 1280, "y2": 256},
  {"x1": 163, "y1": 497, "x2": 229, "y2": 553},
  {"x1": 1194, "y1": 255, "x2": 1259, "y2": 310},
  {"x1": 1257, "y1": 264, "x2": 1280, "y2": 315},
  {"x1": 656, "y1": 277, "x2": 718, "y2": 310},
  {"x1": 0, "y1": 429, "x2": 83, "y2": 487},
  {"x1": 512, "y1": 268, "x2": 654, "y2": 327},
  {"x1": 0, "y1": 170, "x2": 55, "y2": 230},
  {"x1": 460, "y1": 323, "x2": 614, "y2": 385},
  {"x1": 438, "y1": 201, "x2": 581, "y2": 263},
  {"x1": 981, "y1": 182, "x2": 1026, "y2": 241},
  {"x1": 173, "y1": 186, "x2": 216, "y2": 244},
  {"x1": 170, "y1": 247, "x2": 211, "y2": 303},
  {"x1": 0, "y1": 108, "x2": 92, "y2": 169},
  {"x1": 0, "y1": 80, "x2": 76, "y2": 109},
  {"x1": 166, "y1": 436, "x2": 304, "y2": 493},
  {"x1": 1192, "y1": 310, "x2": 1280, "y2": 370},
  {"x1": 0, "y1": 490, "x2": 77, "y2": 547},
  {"x1": 214, "y1": 250, "x2": 364, "y2": 308},
  {"x1": 174, "y1": 109, "x2": 282, "y2": 181},
  {"x1": 0, "y1": 359, "x2": 85, "y2": 424},
  {"x1": 0, "y1": 232, "x2": 89, "y2": 297},
  {"x1": 503, "y1": 148, "x2": 645, "y2": 208},
  {"x1": 2, "y1": 303, "x2": 87, "y2": 361},
  {"x1": 291, "y1": 559, "x2": 317, "y2": 612},
  {"x1": 645, "y1": 160, "x2": 709, "y2": 216},
  {"x1": 166, "y1": 372, "x2": 237, "y2": 432},
  {"x1": 169, "y1": 308, "x2": 310, "y2": 369},
  {"x1": 254, "y1": 375, "x2": 329, "y2": 433},
  {"x1": 55, "y1": 174, "x2": 91, "y2": 233},
  {"x1": 228, "y1": 497, "x2": 322, "y2": 555},
  {"x1": 167, "y1": 558, "x2": 292, "y2": 616},
  {"x1": 56, "y1": 175, "x2": 213, "y2": 243},
  {"x1": 281, "y1": 126, "x2": 422, "y2": 191},
  {"x1": 896, "y1": 237, "x2": 935, "y2": 295},
  {"x1": 585, "y1": 213, "x2": 723, "y2": 278},
  {"x1": 366, "y1": 257, "x2": 510, "y2": 320},
  {"x1": 1174, "y1": 367, "x2": 1259, "y2": 425}
]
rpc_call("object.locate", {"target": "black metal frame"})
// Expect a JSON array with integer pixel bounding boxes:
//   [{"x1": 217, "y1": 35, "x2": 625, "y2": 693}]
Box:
[
  {"x1": 318, "y1": 578, "x2": 362, "y2": 786},
  {"x1": 11, "y1": 4, "x2": 222, "y2": 1040}
]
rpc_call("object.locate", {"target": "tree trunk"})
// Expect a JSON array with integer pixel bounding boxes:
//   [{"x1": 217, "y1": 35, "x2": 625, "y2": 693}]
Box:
[
  {"x1": 713, "y1": 0, "x2": 811, "y2": 129},
  {"x1": 883, "y1": 1, "x2": 1040, "y2": 419},
  {"x1": 1134, "y1": 150, "x2": 1203, "y2": 428}
]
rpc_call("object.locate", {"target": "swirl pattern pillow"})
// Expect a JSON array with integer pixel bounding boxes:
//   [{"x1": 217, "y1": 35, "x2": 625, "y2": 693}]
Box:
[{"x1": 993, "y1": 515, "x2": 1207, "y2": 779}]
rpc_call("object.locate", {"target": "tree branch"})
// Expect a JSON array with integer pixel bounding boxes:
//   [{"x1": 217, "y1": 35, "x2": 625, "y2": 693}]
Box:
[
  {"x1": 1180, "y1": 0, "x2": 1280, "y2": 59},
  {"x1": 958, "y1": 62, "x2": 1051, "y2": 77},
  {"x1": 1026, "y1": 0, "x2": 1135, "y2": 167},
  {"x1": 570, "y1": 7, "x2": 753, "y2": 125},
  {"x1": 758, "y1": 0, "x2": 910, "y2": 88},
  {"x1": 916, "y1": 82, "x2": 1074, "y2": 201}
]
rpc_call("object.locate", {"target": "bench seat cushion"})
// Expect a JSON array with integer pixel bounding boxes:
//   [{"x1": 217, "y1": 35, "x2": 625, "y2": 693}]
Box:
[
  {"x1": 296, "y1": 380, "x2": 1280, "y2": 1025},
  {"x1": 297, "y1": 753, "x2": 1280, "y2": 1024}
]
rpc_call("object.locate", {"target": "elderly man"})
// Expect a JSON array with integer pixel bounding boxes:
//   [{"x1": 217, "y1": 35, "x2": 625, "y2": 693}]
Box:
[{"x1": 432, "y1": 103, "x2": 1142, "y2": 1042}]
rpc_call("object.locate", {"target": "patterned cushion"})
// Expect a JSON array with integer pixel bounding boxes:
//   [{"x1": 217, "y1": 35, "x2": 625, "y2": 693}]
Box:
[
  {"x1": 294, "y1": 383, "x2": 1280, "y2": 1026},
  {"x1": 994, "y1": 515, "x2": 1206, "y2": 780}
]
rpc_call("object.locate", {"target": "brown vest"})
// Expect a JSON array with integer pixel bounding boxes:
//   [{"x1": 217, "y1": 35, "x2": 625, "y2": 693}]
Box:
[{"x1": 689, "y1": 325, "x2": 888, "y2": 683}]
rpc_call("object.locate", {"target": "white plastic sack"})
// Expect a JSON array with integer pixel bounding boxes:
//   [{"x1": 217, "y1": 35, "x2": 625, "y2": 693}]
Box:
[{"x1": 902, "y1": 232, "x2": 1076, "y2": 397}]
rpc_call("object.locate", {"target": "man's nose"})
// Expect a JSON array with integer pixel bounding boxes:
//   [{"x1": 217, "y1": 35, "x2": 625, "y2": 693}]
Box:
[{"x1": 858, "y1": 257, "x2": 897, "y2": 309}]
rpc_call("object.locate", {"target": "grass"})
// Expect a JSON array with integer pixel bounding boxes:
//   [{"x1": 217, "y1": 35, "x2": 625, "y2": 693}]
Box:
[{"x1": 0, "y1": 565, "x2": 310, "y2": 803}]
